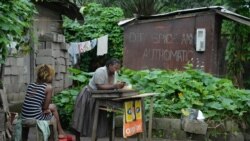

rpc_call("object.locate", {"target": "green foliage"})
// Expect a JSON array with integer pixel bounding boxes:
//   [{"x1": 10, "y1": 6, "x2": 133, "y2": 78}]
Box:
[
  {"x1": 53, "y1": 67, "x2": 92, "y2": 128},
  {"x1": 53, "y1": 88, "x2": 79, "y2": 129},
  {"x1": 87, "y1": 0, "x2": 222, "y2": 17},
  {"x1": 63, "y1": 3, "x2": 124, "y2": 71},
  {"x1": 54, "y1": 66, "x2": 250, "y2": 129},
  {"x1": 222, "y1": 1, "x2": 250, "y2": 88},
  {"x1": 0, "y1": 0, "x2": 36, "y2": 62},
  {"x1": 119, "y1": 65, "x2": 250, "y2": 124}
]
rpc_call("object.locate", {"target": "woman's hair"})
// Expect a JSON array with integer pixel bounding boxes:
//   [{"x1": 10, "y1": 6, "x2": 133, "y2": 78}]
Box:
[
  {"x1": 105, "y1": 58, "x2": 121, "y2": 67},
  {"x1": 36, "y1": 64, "x2": 55, "y2": 83}
]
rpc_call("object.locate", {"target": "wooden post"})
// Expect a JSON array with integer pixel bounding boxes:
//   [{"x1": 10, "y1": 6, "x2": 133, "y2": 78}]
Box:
[
  {"x1": 111, "y1": 112, "x2": 115, "y2": 141},
  {"x1": 148, "y1": 96, "x2": 154, "y2": 141},
  {"x1": 91, "y1": 100, "x2": 100, "y2": 141},
  {"x1": 141, "y1": 98, "x2": 146, "y2": 141}
]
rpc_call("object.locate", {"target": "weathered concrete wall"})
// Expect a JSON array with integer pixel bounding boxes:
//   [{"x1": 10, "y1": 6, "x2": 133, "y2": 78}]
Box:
[
  {"x1": 115, "y1": 116, "x2": 250, "y2": 141},
  {"x1": 3, "y1": 33, "x2": 73, "y2": 112},
  {"x1": 37, "y1": 32, "x2": 73, "y2": 93},
  {"x1": 4, "y1": 56, "x2": 30, "y2": 108}
]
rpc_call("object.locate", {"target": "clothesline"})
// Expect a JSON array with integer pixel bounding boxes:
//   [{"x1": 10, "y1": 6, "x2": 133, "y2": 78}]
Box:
[{"x1": 68, "y1": 35, "x2": 109, "y2": 64}]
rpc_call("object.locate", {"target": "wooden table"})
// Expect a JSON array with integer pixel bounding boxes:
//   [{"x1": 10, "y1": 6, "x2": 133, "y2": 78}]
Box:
[{"x1": 90, "y1": 89, "x2": 157, "y2": 141}]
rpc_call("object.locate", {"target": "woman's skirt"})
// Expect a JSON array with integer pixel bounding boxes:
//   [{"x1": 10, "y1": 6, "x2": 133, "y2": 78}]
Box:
[{"x1": 71, "y1": 86, "x2": 110, "y2": 137}]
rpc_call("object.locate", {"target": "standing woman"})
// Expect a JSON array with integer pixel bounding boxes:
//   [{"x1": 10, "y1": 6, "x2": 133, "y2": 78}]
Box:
[
  {"x1": 21, "y1": 64, "x2": 66, "y2": 138},
  {"x1": 72, "y1": 58, "x2": 125, "y2": 139}
]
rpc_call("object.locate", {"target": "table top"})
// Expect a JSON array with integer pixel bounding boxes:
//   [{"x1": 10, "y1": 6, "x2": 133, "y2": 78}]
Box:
[
  {"x1": 112, "y1": 93, "x2": 158, "y2": 101},
  {"x1": 91, "y1": 89, "x2": 138, "y2": 98},
  {"x1": 90, "y1": 89, "x2": 137, "y2": 94},
  {"x1": 91, "y1": 88, "x2": 158, "y2": 101}
]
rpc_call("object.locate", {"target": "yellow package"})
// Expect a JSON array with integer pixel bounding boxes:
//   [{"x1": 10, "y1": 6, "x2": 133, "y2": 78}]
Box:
[
  {"x1": 135, "y1": 100, "x2": 142, "y2": 120},
  {"x1": 124, "y1": 101, "x2": 134, "y2": 122}
]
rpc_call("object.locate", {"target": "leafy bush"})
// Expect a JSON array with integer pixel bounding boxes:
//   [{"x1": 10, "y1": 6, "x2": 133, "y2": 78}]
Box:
[
  {"x1": 63, "y1": 3, "x2": 124, "y2": 71},
  {"x1": 53, "y1": 66, "x2": 250, "y2": 129},
  {"x1": 53, "y1": 68, "x2": 93, "y2": 129},
  {"x1": 0, "y1": 0, "x2": 36, "y2": 62},
  {"x1": 53, "y1": 88, "x2": 79, "y2": 129},
  {"x1": 120, "y1": 65, "x2": 250, "y2": 125}
]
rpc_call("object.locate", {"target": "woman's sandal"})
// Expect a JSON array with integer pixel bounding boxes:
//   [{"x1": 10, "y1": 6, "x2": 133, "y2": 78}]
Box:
[{"x1": 58, "y1": 134, "x2": 74, "y2": 141}]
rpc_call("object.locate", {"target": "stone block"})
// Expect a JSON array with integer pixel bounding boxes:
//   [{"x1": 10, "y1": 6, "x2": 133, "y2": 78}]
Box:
[
  {"x1": 228, "y1": 132, "x2": 244, "y2": 141},
  {"x1": 52, "y1": 49, "x2": 61, "y2": 58},
  {"x1": 60, "y1": 51, "x2": 66, "y2": 58},
  {"x1": 55, "y1": 73, "x2": 63, "y2": 80},
  {"x1": 5, "y1": 57, "x2": 16, "y2": 66},
  {"x1": 5, "y1": 84, "x2": 11, "y2": 94},
  {"x1": 56, "y1": 58, "x2": 66, "y2": 65},
  {"x1": 208, "y1": 131, "x2": 229, "y2": 141},
  {"x1": 0, "y1": 110, "x2": 5, "y2": 131},
  {"x1": 19, "y1": 75, "x2": 29, "y2": 84},
  {"x1": 17, "y1": 66, "x2": 28, "y2": 75},
  {"x1": 0, "y1": 131, "x2": 6, "y2": 141},
  {"x1": 39, "y1": 33, "x2": 58, "y2": 42},
  {"x1": 53, "y1": 80, "x2": 63, "y2": 88},
  {"x1": 189, "y1": 134, "x2": 206, "y2": 141},
  {"x1": 153, "y1": 118, "x2": 181, "y2": 130},
  {"x1": 3, "y1": 76, "x2": 11, "y2": 84},
  {"x1": 38, "y1": 41, "x2": 46, "y2": 49},
  {"x1": 66, "y1": 58, "x2": 72, "y2": 66},
  {"x1": 19, "y1": 83, "x2": 28, "y2": 92},
  {"x1": 55, "y1": 64, "x2": 66, "y2": 73},
  {"x1": 36, "y1": 56, "x2": 55, "y2": 65},
  {"x1": 0, "y1": 88, "x2": 9, "y2": 112},
  {"x1": 46, "y1": 42, "x2": 61, "y2": 50},
  {"x1": 5, "y1": 84, "x2": 20, "y2": 93},
  {"x1": 13, "y1": 75, "x2": 22, "y2": 84},
  {"x1": 182, "y1": 119, "x2": 208, "y2": 135},
  {"x1": 8, "y1": 93, "x2": 25, "y2": 102},
  {"x1": 12, "y1": 67, "x2": 20, "y2": 75},
  {"x1": 4, "y1": 67, "x2": 11, "y2": 75},
  {"x1": 37, "y1": 49, "x2": 53, "y2": 57},
  {"x1": 7, "y1": 75, "x2": 27, "y2": 85},
  {"x1": 64, "y1": 52, "x2": 70, "y2": 59},
  {"x1": 57, "y1": 34, "x2": 65, "y2": 43},
  {"x1": 225, "y1": 120, "x2": 239, "y2": 132},
  {"x1": 61, "y1": 43, "x2": 69, "y2": 51},
  {"x1": 164, "y1": 129, "x2": 187, "y2": 140},
  {"x1": 16, "y1": 58, "x2": 24, "y2": 66},
  {"x1": 4, "y1": 66, "x2": 20, "y2": 75}
]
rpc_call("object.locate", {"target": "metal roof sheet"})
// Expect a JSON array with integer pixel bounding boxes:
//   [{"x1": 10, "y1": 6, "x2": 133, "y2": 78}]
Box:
[{"x1": 118, "y1": 6, "x2": 250, "y2": 26}]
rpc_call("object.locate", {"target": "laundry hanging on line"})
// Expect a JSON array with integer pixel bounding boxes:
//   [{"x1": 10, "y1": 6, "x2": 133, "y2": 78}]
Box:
[
  {"x1": 68, "y1": 38, "x2": 97, "y2": 64},
  {"x1": 97, "y1": 35, "x2": 108, "y2": 56},
  {"x1": 68, "y1": 35, "x2": 109, "y2": 64}
]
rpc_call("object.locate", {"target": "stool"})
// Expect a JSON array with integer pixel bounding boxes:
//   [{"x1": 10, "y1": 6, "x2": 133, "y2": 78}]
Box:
[{"x1": 22, "y1": 118, "x2": 58, "y2": 141}]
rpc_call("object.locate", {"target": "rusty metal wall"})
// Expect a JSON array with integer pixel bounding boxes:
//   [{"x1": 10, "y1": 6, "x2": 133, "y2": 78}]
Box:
[{"x1": 123, "y1": 13, "x2": 222, "y2": 75}]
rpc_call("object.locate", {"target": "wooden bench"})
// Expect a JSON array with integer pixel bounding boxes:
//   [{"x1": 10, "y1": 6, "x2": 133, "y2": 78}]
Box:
[{"x1": 21, "y1": 118, "x2": 58, "y2": 141}]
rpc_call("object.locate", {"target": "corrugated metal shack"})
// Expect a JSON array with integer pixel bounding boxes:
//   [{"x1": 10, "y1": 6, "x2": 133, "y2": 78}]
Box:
[{"x1": 119, "y1": 6, "x2": 250, "y2": 76}]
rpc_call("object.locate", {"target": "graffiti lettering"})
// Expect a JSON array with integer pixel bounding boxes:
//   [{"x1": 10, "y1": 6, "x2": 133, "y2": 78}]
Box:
[
  {"x1": 151, "y1": 33, "x2": 174, "y2": 44},
  {"x1": 128, "y1": 32, "x2": 193, "y2": 45},
  {"x1": 143, "y1": 48, "x2": 194, "y2": 62},
  {"x1": 181, "y1": 34, "x2": 193, "y2": 45},
  {"x1": 127, "y1": 32, "x2": 144, "y2": 42}
]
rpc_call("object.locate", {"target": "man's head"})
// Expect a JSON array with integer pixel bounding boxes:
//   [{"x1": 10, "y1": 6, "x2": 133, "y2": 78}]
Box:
[
  {"x1": 105, "y1": 58, "x2": 121, "y2": 75},
  {"x1": 36, "y1": 64, "x2": 55, "y2": 83}
]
